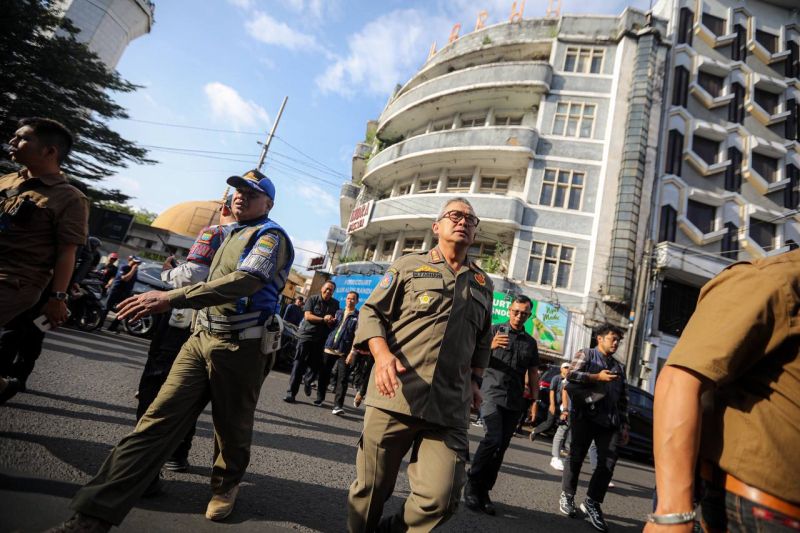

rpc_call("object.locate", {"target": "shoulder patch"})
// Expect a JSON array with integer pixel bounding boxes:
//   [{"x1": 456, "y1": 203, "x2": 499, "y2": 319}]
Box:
[
  {"x1": 474, "y1": 273, "x2": 486, "y2": 286},
  {"x1": 253, "y1": 234, "x2": 279, "y2": 256},
  {"x1": 379, "y1": 269, "x2": 397, "y2": 289}
]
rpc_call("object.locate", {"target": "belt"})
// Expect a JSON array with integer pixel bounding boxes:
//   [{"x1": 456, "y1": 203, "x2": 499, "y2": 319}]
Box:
[
  {"x1": 199, "y1": 325, "x2": 262, "y2": 341},
  {"x1": 700, "y1": 462, "x2": 800, "y2": 520}
]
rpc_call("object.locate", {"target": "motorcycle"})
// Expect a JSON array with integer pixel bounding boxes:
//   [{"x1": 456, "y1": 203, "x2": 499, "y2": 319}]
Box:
[{"x1": 67, "y1": 272, "x2": 105, "y2": 331}]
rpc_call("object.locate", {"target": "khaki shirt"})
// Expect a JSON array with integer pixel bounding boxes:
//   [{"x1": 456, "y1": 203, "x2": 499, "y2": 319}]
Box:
[
  {"x1": 666, "y1": 249, "x2": 800, "y2": 504},
  {"x1": 354, "y1": 248, "x2": 494, "y2": 429},
  {"x1": 0, "y1": 170, "x2": 88, "y2": 288}
]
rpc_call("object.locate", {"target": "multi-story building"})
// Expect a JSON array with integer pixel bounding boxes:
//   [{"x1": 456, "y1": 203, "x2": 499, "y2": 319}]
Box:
[
  {"x1": 638, "y1": 0, "x2": 800, "y2": 390},
  {"x1": 338, "y1": 9, "x2": 671, "y2": 361},
  {"x1": 54, "y1": 0, "x2": 155, "y2": 68}
]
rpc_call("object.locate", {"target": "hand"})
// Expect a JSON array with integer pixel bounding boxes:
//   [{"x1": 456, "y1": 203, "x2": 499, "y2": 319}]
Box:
[
  {"x1": 323, "y1": 314, "x2": 335, "y2": 325},
  {"x1": 345, "y1": 352, "x2": 354, "y2": 365},
  {"x1": 116, "y1": 290, "x2": 171, "y2": 321},
  {"x1": 43, "y1": 298, "x2": 68, "y2": 329},
  {"x1": 471, "y1": 380, "x2": 482, "y2": 410},
  {"x1": 491, "y1": 332, "x2": 510, "y2": 350},
  {"x1": 162, "y1": 255, "x2": 177, "y2": 270},
  {"x1": 643, "y1": 522, "x2": 694, "y2": 533},
  {"x1": 619, "y1": 425, "x2": 630, "y2": 446},
  {"x1": 595, "y1": 369, "x2": 620, "y2": 382},
  {"x1": 373, "y1": 351, "x2": 406, "y2": 398},
  {"x1": 560, "y1": 411, "x2": 569, "y2": 421}
]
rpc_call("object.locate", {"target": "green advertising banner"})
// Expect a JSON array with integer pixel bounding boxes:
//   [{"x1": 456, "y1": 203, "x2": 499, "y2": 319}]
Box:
[{"x1": 491, "y1": 292, "x2": 569, "y2": 354}]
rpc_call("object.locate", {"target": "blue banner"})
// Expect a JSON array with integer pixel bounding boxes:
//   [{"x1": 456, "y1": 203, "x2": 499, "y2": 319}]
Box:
[{"x1": 331, "y1": 274, "x2": 383, "y2": 310}]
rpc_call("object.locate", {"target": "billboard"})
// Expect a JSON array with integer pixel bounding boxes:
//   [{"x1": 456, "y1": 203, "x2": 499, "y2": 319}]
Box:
[
  {"x1": 88, "y1": 206, "x2": 134, "y2": 243},
  {"x1": 330, "y1": 274, "x2": 382, "y2": 310},
  {"x1": 491, "y1": 291, "x2": 569, "y2": 355},
  {"x1": 346, "y1": 200, "x2": 374, "y2": 234}
]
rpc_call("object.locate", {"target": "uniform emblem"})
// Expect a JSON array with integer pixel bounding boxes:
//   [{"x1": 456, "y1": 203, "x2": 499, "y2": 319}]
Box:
[
  {"x1": 430, "y1": 249, "x2": 442, "y2": 263},
  {"x1": 379, "y1": 269, "x2": 396, "y2": 289},
  {"x1": 418, "y1": 292, "x2": 433, "y2": 306},
  {"x1": 474, "y1": 273, "x2": 486, "y2": 286},
  {"x1": 243, "y1": 171, "x2": 259, "y2": 182},
  {"x1": 252, "y1": 234, "x2": 278, "y2": 257},
  {"x1": 200, "y1": 231, "x2": 214, "y2": 242},
  {"x1": 414, "y1": 265, "x2": 439, "y2": 273}
]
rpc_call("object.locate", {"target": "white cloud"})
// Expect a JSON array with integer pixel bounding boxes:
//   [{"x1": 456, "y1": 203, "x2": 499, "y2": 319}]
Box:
[
  {"x1": 245, "y1": 12, "x2": 320, "y2": 51},
  {"x1": 295, "y1": 184, "x2": 337, "y2": 215},
  {"x1": 203, "y1": 82, "x2": 270, "y2": 130},
  {"x1": 316, "y1": 9, "x2": 450, "y2": 97},
  {"x1": 283, "y1": 0, "x2": 331, "y2": 21}
]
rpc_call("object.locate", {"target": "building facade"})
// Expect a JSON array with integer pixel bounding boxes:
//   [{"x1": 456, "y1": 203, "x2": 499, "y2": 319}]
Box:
[
  {"x1": 338, "y1": 10, "x2": 671, "y2": 361},
  {"x1": 637, "y1": 0, "x2": 800, "y2": 391},
  {"x1": 54, "y1": 0, "x2": 155, "y2": 68}
]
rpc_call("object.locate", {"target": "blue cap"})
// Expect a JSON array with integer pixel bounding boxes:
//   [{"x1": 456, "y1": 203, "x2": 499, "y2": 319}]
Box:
[{"x1": 226, "y1": 169, "x2": 275, "y2": 201}]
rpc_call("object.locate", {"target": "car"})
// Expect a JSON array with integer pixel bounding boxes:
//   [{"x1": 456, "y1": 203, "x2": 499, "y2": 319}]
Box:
[
  {"x1": 619, "y1": 386, "x2": 653, "y2": 462},
  {"x1": 125, "y1": 261, "x2": 171, "y2": 337}
]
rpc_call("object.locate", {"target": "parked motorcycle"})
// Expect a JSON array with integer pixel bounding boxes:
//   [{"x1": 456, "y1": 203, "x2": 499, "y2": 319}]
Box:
[{"x1": 67, "y1": 272, "x2": 105, "y2": 331}]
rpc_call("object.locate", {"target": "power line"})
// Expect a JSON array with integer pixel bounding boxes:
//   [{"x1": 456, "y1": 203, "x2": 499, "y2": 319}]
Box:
[
  {"x1": 273, "y1": 134, "x2": 350, "y2": 179},
  {"x1": 122, "y1": 118, "x2": 264, "y2": 135}
]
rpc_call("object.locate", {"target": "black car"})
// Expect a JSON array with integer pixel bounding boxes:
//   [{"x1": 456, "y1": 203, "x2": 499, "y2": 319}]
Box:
[{"x1": 620, "y1": 386, "x2": 654, "y2": 461}]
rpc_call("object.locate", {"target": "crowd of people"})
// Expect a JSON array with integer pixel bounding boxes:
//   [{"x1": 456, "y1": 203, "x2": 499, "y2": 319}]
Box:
[{"x1": 1, "y1": 117, "x2": 798, "y2": 533}]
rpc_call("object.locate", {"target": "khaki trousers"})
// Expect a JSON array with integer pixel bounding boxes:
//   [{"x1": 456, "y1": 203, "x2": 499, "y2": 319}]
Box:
[
  {"x1": 70, "y1": 329, "x2": 270, "y2": 525},
  {"x1": 347, "y1": 407, "x2": 468, "y2": 533},
  {"x1": 0, "y1": 277, "x2": 43, "y2": 328}
]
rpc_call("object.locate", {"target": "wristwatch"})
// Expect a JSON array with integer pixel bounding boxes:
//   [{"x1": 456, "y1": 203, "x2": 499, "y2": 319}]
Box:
[
  {"x1": 50, "y1": 291, "x2": 68, "y2": 301},
  {"x1": 470, "y1": 373, "x2": 483, "y2": 388}
]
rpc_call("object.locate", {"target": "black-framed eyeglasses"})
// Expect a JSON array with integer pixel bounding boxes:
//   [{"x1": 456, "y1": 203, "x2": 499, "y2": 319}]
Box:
[
  {"x1": 440, "y1": 210, "x2": 480, "y2": 227},
  {"x1": 509, "y1": 310, "x2": 531, "y2": 317}
]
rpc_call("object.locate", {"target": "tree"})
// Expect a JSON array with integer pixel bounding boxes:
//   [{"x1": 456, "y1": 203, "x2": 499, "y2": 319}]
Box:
[{"x1": 0, "y1": 0, "x2": 154, "y2": 202}]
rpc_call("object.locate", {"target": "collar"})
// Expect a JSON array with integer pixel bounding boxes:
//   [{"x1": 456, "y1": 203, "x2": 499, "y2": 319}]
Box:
[
  {"x1": 234, "y1": 214, "x2": 269, "y2": 229},
  {"x1": 19, "y1": 168, "x2": 66, "y2": 186}
]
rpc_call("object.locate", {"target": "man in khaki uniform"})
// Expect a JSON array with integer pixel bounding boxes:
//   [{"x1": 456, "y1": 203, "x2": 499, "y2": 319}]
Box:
[
  {"x1": 49, "y1": 170, "x2": 294, "y2": 533},
  {"x1": 0, "y1": 117, "x2": 88, "y2": 327},
  {"x1": 348, "y1": 197, "x2": 494, "y2": 532},
  {"x1": 645, "y1": 249, "x2": 800, "y2": 532}
]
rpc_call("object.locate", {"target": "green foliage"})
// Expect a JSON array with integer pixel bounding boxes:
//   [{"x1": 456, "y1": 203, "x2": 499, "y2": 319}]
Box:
[
  {"x1": 97, "y1": 201, "x2": 157, "y2": 225},
  {"x1": 337, "y1": 254, "x2": 362, "y2": 264},
  {"x1": 0, "y1": 0, "x2": 154, "y2": 203},
  {"x1": 482, "y1": 36, "x2": 492, "y2": 45},
  {"x1": 480, "y1": 243, "x2": 507, "y2": 274}
]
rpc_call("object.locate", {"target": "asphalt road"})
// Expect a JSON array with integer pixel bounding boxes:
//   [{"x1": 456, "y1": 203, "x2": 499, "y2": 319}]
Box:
[{"x1": 0, "y1": 327, "x2": 654, "y2": 532}]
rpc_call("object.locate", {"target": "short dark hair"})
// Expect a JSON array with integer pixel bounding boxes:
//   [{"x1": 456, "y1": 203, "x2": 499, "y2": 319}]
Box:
[
  {"x1": 594, "y1": 323, "x2": 625, "y2": 340},
  {"x1": 322, "y1": 280, "x2": 336, "y2": 289},
  {"x1": 512, "y1": 294, "x2": 532, "y2": 308},
  {"x1": 18, "y1": 117, "x2": 74, "y2": 164},
  {"x1": 295, "y1": 296, "x2": 304, "y2": 303},
  {"x1": 347, "y1": 291, "x2": 359, "y2": 300}
]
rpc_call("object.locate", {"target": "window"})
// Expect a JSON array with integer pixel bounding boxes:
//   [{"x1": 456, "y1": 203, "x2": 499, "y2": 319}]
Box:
[
  {"x1": 784, "y1": 164, "x2": 799, "y2": 209},
  {"x1": 666, "y1": 130, "x2": 684, "y2": 176},
  {"x1": 732, "y1": 24, "x2": 747, "y2": 61},
  {"x1": 658, "y1": 279, "x2": 700, "y2": 337},
  {"x1": 756, "y1": 30, "x2": 779, "y2": 54},
  {"x1": 402, "y1": 238, "x2": 425, "y2": 254},
  {"x1": 752, "y1": 153, "x2": 779, "y2": 182},
  {"x1": 446, "y1": 176, "x2": 471, "y2": 192},
  {"x1": 672, "y1": 66, "x2": 689, "y2": 107},
  {"x1": 377, "y1": 239, "x2": 396, "y2": 261},
  {"x1": 495, "y1": 115, "x2": 523, "y2": 126},
  {"x1": 687, "y1": 200, "x2": 716, "y2": 233},
  {"x1": 563, "y1": 47, "x2": 604, "y2": 74},
  {"x1": 698, "y1": 71, "x2": 724, "y2": 98},
  {"x1": 431, "y1": 120, "x2": 451, "y2": 132},
  {"x1": 539, "y1": 168, "x2": 584, "y2": 210},
  {"x1": 728, "y1": 82, "x2": 745, "y2": 124},
  {"x1": 468, "y1": 242, "x2": 497, "y2": 261},
  {"x1": 526, "y1": 241, "x2": 574, "y2": 288},
  {"x1": 749, "y1": 221, "x2": 776, "y2": 250},
  {"x1": 785, "y1": 98, "x2": 798, "y2": 141},
  {"x1": 460, "y1": 115, "x2": 486, "y2": 128},
  {"x1": 416, "y1": 178, "x2": 438, "y2": 194},
  {"x1": 396, "y1": 182, "x2": 412, "y2": 196},
  {"x1": 702, "y1": 13, "x2": 726, "y2": 37},
  {"x1": 480, "y1": 176, "x2": 509, "y2": 194},
  {"x1": 787, "y1": 239, "x2": 799, "y2": 251},
  {"x1": 788, "y1": 41, "x2": 800, "y2": 78},
  {"x1": 677, "y1": 8, "x2": 694, "y2": 45},
  {"x1": 363, "y1": 244, "x2": 376, "y2": 261},
  {"x1": 659, "y1": 205, "x2": 677, "y2": 243},
  {"x1": 725, "y1": 147, "x2": 742, "y2": 192},
  {"x1": 754, "y1": 88, "x2": 780, "y2": 115},
  {"x1": 552, "y1": 101, "x2": 596, "y2": 138},
  {"x1": 721, "y1": 222, "x2": 739, "y2": 259},
  {"x1": 693, "y1": 136, "x2": 720, "y2": 165}
]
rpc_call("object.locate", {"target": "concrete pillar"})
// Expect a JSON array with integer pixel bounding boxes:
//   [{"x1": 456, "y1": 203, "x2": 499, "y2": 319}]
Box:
[{"x1": 469, "y1": 166, "x2": 481, "y2": 194}]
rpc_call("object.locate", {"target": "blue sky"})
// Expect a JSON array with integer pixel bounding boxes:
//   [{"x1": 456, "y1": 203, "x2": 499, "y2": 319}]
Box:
[{"x1": 109, "y1": 0, "x2": 652, "y2": 268}]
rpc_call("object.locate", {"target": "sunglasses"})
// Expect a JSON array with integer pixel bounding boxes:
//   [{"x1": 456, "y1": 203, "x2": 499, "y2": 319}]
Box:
[{"x1": 439, "y1": 210, "x2": 480, "y2": 227}]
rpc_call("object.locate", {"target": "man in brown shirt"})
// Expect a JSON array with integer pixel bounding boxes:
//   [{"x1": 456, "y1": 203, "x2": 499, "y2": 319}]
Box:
[
  {"x1": 645, "y1": 250, "x2": 800, "y2": 532},
  {"x1": 0, "y1": 117, "x2": 88, "y2": 328},
  {"x1": 347, "y1": 198, "x2": 494, "y2": 532}
]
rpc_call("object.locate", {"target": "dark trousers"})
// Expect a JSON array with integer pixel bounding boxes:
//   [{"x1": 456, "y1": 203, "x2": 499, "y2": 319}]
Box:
[
  {"x1": 331, "y1": 356, "x2": 351, "y2": 408},
  {"x1": 533, "y1": 410, "x2": 558, "y2": 437},
  {"x1": 318, "y1": 353, "x2": 350, "y2": 404},
  {"x1": 562, "y1": 418, "x2": 619, "y2": 502},
  {"x1": 700, "y1": 486, "x2": 799, "y2": 533},
  {"x1": 356, "y1": 356, "x2": 373, "y2": 397},
  {"x1": 136, "y1": 313, "x2": 195, "y2": 462},
  {"x1": 102, "y1": 290, "x2": 130, "y2": 331},
  {"x1": 286, "y1": 339, "x2": 324, "y2": 398},
  {"x1": 468, "y1": 405, "x2": 520, "y2": 492},
  {"x1": 0, "y1": 289, "x2": 48, "y2": 387}
]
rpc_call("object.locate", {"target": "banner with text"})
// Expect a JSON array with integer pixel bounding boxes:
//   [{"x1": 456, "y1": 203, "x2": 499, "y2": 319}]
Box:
[
  {"x1": 330, "y1": 274, "x2": 383, "y2": 310},
  {"x1": 491, "y1": 292, "x2": 569, "y2": 355}
]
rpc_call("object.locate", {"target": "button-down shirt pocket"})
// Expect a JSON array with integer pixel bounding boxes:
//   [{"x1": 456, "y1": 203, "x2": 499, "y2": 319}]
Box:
[
  {"x1": 467, "y1": 286, "x2": 489, "y2": 328},
  {"x1": 409, "y1": 276, "x2": 444, "y2": 314}
]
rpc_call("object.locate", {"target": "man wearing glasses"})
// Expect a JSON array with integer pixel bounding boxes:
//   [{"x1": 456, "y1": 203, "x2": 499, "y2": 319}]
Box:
[
  {"x1": 465, "y1": 294, "x2": 539, "y2": 515},
  {"x1": 347, "y1": 198, "x2": 494, "y2": 532}
]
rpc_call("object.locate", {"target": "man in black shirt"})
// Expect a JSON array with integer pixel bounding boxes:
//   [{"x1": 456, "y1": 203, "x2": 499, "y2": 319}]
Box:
[
  {"x1": 465, "y1": 294, "x2": 539, "y2": 515},
  {"x1": 283, "y1": 280, "x2": 339, "y2": 404},
  {"x1": 282, "y1": 296, "x2": 304, "y2": 327}
]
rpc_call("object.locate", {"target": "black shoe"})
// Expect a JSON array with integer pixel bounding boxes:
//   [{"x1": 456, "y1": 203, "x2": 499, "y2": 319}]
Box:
[
  {"x1": 559, "y1": 491, "x2": 578, "y2": 518},
  {"x1": 580, "y1": 498, "x2": 608, "y2": 531},
  {"x1": 464, "y1": 483, "x2": 482, "y2": 512},
  {"x1": 303, "y1": 380, "x2": 312, "y2": 397},
  {"x1": 142, "y1": 475, "x2": 163, "y2": 498},
  {"x1": 283, "y1": 394, "x2": 295, "y2": 403},
  {"x1": 0, "y1": 377, "x2": 21, "y2": 405},
  {"x1": 47, "y1": 512, "x2": 112, "y2": 533},
  {"x1": 312, "y1": 399, "x2": 323, "y2": 406},
  {"x1": 482, "y1": 492, "x2": 496, "y2": 516},
  {"x1": 164, "y1": 457, "x2": 189, "y2": 472}
]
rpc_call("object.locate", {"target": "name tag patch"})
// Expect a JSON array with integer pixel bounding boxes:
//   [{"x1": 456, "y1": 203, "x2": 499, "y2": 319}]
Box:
[{"x1": 412, "y1": 271, "x2": 442, "y2": 279}]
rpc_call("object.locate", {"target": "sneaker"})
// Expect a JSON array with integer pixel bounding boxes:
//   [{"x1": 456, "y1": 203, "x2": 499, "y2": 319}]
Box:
[
  {"x1": 607, "y1": 481, "x2": 615, "y2": 489},
  {"x1": 303, "y1": 380, "x2": 312, "y2": 397},
  {"x1": 282, "y1": 394, "x2": 295, "y2": 403},
  {"x1": 529, "y1": 431, "x2": 537, "y2": 442},
  {"x1": 353, "y1": 392, "x2": 363, "y2": 408},
  {"x1": 471, "y1": 419, "x2": 484, "y2": 428},
  {"x1": 205, "y1": 485, "x2": 239, "y2": 521},
  {"x1": 164, "y1": 457, "x2": 189, "y2": 472},
  {"x1": 559, "y1": 491, "x2": 578, "y2": 518},
  {"x1": 331, "y1": 406, "x2": 344, "y2": 416},
  {"x1": 312, "y1": 399, "x2": 323, "y2": 406},
  {"x1": 550, "y1": 457, "x2": 564, "y2": 471},
  {"x1": 46, "y1": 512, "x2": 112, "y2": 533},
  {"x1": 580, "y1": 498, "x2": 608, "y2": 532}
]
